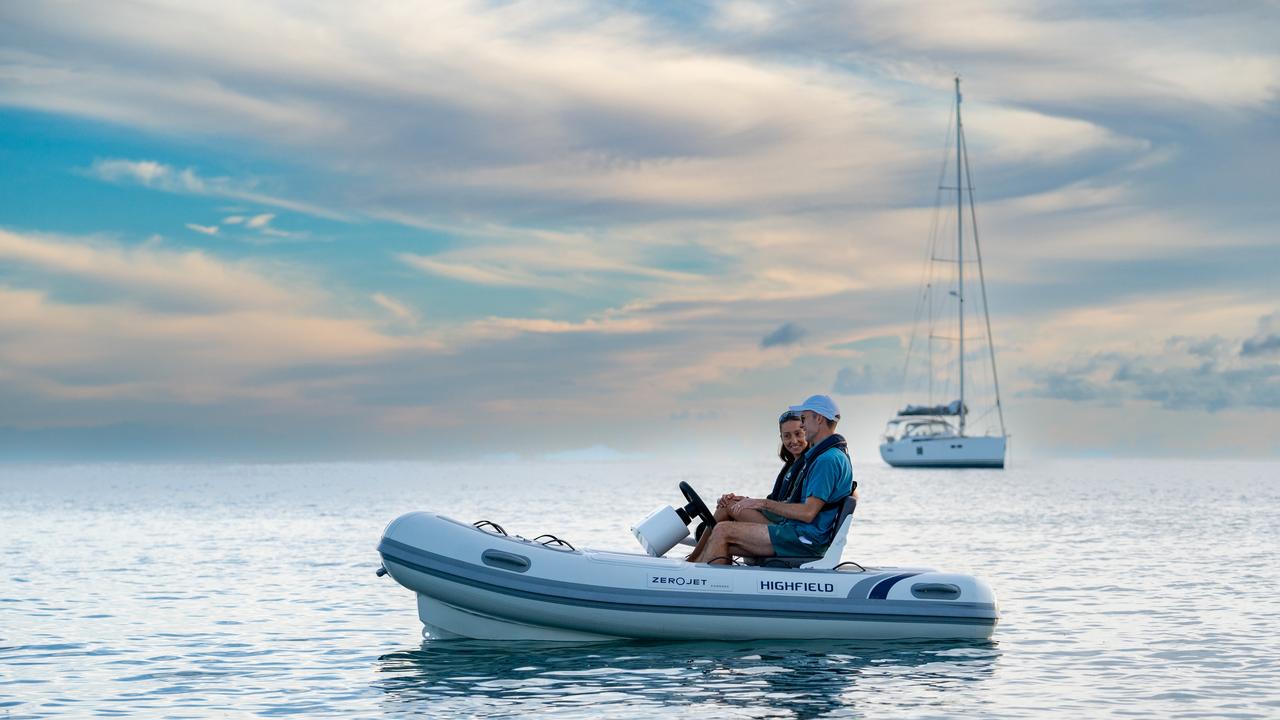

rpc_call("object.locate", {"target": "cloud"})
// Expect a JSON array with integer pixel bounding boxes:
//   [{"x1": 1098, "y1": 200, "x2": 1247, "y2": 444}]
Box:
[
  {"x1": 7, "y1": 2, "x2": 1273, "y2": 311},
  {"x1": 832, "y1": 364, "x2": 890, "y2": 396},
  {"x1": 0, "y1": 227, "x2": 301, "y2": 312},
  {"x1": 1241, "y1": 312, "x2": 1280, "y2": 357},
  {"x1": 1241, "y1": 335, "x2": 1280, "y2": 357},
  {"x1": 1022, "y1": 313, "x2": 1280, "y2": 412},
  {"x1": 760, "y1": 322, "x2": 806, "y2": 348},
  {"x1": 371, "y1": 292, "x2": 416, "y2": 324},
  {"x1": 85, "y1": 159, "x2": 348, "y2": 220},
  {"x1": 88, "y1": 158, "x2": 206, "y2": 192},
  {"x1": 185, "y1": 223, "x2": 219, "y2": 235},
  {"x1": 3, "y1": 0, "x2": 1162, "y2": 230},
  {"x1": 0, "y1": 226, "x2": 891, "y2": 456},
  {"x1": 2, "y1": 3, "x2": 1279, "y2": 459},
  {"x1": 399, "y1": 253, "x2": 537, "y2": 288},
  {"x1": 1112, "y1": 361, "x2": 1280, "y2": 413},
  {"x1": 397, "y1": 226, "x2": 702, "y2": 293},
  {"x1": 0, "y1": 230, "x2": 421, "y2": 434},
  {"x1": 785, "y1": 4, "x2": 1280, "y2": 110},
  {"x1": 830, "y1": 334, "x2": 906, "y2": 396}
]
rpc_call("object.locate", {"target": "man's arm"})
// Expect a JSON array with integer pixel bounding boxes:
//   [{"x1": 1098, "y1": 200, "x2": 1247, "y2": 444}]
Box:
[
  {"x1": 731, "y1": 495, "x2": 825, "y2": 523},
  {"x1": 733, "y1": 452, "x2": 844, "y2": 522}
]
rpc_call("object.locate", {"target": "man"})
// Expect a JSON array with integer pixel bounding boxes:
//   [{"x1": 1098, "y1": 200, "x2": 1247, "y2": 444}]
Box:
[{"x1": 687, "y1": 394, "x2": 854, "y2": 565}]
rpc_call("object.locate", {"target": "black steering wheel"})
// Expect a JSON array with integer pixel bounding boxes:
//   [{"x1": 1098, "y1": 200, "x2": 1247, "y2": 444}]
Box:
[{"x1": 677, "y1": 481, "x2": 717, "y2": 532}]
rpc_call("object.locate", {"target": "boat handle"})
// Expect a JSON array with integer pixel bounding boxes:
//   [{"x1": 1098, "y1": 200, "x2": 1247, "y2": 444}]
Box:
[
  {"x1": 910, "y1": 583, "x2": 961, "y2": 600},
  {"x1": 482, "y1": 549, "x2": 531, "y2": 573}
]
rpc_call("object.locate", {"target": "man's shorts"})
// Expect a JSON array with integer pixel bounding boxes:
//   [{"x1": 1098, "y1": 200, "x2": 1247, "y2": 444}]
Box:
[{"x1": 766, "y1": 522, "x2": 825, "y2": 558}]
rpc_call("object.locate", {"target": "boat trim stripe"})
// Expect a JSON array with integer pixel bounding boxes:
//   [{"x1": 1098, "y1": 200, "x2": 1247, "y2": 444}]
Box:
[{"x1": 869, "y1": 572, "x2": 921, "y2": 599}]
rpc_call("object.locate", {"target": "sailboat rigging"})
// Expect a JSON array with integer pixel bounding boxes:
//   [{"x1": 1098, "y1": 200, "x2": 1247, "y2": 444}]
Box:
[{"x1": 879, "y1": 77, "x2": 1008, "y2": 469}]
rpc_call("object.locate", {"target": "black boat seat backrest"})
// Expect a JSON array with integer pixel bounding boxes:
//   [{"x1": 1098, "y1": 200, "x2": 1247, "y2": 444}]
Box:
[
  {"x1": 837, "y1": 494, "x2": 856, "y2": 526},
  {"x1": 827, "y1": 479, "x2": 858, "y2": 533}
]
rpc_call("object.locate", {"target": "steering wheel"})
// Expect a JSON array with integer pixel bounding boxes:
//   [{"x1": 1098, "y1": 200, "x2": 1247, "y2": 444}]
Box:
[{"x1": 677, "y1": 481, "x2": 717, "y2": 532}]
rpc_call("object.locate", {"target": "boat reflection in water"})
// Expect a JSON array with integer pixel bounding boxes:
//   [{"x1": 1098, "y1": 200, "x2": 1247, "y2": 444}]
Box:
[{"x1": 375, "y1": 638, "x2": 1000, "y2": 717}]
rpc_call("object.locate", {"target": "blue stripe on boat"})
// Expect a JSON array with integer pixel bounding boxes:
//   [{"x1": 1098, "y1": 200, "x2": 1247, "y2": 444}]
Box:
[{"x1": 869, "y1": 573, "x2": 920, "y2": 599}]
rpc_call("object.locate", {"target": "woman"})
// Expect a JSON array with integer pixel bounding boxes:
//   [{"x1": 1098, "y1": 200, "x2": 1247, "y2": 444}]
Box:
[
  {"x1": 685, "y1": 411, "x2": 809, "y2": 559},
  {"x1": 765, "y1": 410, "x2": 810, "y2": 507},
  {"x1": 717, "y1": 410, "x2": 809, "y2": 520}
]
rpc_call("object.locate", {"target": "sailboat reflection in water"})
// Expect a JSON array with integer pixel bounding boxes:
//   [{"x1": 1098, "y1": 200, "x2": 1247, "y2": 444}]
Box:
[{"x1": 880, "y1": 78, "x2": 1009, "y2": 469}]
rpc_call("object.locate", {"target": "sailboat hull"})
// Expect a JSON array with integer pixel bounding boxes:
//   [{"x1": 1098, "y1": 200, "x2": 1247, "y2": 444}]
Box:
[{"x1": 879, "y1": 435, "x2": 1005, "y2": 468}]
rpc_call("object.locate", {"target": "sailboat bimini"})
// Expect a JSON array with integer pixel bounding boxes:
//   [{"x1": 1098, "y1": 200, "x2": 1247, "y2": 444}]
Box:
[{"x1": 880, "y1": 78, "x2": 1008, "y2": 469}]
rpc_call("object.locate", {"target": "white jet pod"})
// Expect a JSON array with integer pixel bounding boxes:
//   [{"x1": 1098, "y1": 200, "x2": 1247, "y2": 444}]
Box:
[{"x1": 631, "y1": 505, "x2": 694, "y2": 557}]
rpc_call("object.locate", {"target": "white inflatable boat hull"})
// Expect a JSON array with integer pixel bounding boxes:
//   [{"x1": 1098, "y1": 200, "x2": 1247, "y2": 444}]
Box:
[{"x1": 378, "y1": 511, "x2": 998, "y2": 642}]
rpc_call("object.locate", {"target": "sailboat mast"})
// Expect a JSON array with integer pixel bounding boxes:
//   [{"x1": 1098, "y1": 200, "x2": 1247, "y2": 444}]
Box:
[{"x1": 955, "y1": 76, "x2": 965, "y2": 436}]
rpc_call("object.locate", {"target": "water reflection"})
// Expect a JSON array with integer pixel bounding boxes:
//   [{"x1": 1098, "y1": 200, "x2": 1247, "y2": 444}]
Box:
[{"x1": 376, "y1": 638, "x2": 1000, "y2": 718}]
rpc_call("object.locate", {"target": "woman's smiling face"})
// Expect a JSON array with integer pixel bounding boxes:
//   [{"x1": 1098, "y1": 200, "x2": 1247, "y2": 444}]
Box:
[{"x1": 780, "y1": 419, "x2": 807, "y2": 457}]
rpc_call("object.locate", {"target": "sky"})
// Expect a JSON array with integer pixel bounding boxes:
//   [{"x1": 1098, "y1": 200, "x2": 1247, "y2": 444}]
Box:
[{"x1": 1, "y1": 1, "x2": 1278, "y2": 462}]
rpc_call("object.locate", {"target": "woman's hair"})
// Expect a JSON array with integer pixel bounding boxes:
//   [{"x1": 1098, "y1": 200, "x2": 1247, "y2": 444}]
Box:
[{"x1": 778, "y1": 411, "x2": 806, "y2": 463}]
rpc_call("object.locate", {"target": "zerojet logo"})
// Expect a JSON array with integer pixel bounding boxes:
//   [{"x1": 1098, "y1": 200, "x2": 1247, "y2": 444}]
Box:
[
  {"x1": 759, "y1": 580, "x2": 835, "y2": 593},
  {"x1": 649, "y1": 576, "x2": 708, "y2": 587}
]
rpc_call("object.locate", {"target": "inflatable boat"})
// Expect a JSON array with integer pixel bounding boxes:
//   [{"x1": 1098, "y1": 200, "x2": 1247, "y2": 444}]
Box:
[{"x1": 376, "y1": 483, "x2": 998, "y2": 642}]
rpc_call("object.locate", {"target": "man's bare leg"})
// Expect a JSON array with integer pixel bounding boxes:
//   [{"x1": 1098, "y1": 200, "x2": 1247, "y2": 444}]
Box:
[
  {"x1": 686, "y1": 504, "x2": 769, "y2": 561},
  {"x1": 692, "y1": 521, "x2": 775, "y2": 565}
]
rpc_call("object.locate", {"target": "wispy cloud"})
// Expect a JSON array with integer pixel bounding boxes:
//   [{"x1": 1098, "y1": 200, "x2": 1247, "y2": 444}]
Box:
[
  {"x1": 246, "y1": 213, "x2": 274, "y2": 229},
  {"x1": 397, "y1": 227, "x2": 702, "y2": 293},
  {"x1": 85, "y1": 159, "x2": 348, "y2": 221},
  {"x1": 0, "y1": 230, "x2": 417, "y2": 417},
  {"x1": 398, "y1": 254, "x2": 536, "y2": 288},
  {"x1": 371, "y1": 292, "x2": 417, "y2": 324},
  {"x1": 185, "y1": 223, "x2": 219, "y2": 236},
  {"x1": 0, "y1": 227, "x2": 300, "y2": 312}
]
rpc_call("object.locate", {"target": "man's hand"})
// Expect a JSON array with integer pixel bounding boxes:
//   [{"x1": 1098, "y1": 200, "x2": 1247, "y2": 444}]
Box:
[
  {"x1": 732, "y1": 497, "x2": 766, "y2": 513},
  {"x1": 716, "y1": 489, "x2": 747, "y2": 507},
  {"x1": 716, "y1": 492, "x2": 745, "y2": 510}
]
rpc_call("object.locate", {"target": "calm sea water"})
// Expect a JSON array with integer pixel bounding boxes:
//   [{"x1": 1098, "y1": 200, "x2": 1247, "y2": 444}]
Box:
[{"x1": 2, "y1": 458, "x2": 1277, "y2": 718}]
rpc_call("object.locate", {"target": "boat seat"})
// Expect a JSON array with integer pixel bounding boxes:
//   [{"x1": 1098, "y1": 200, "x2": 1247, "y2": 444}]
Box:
[{"x1": 742, "y1": 491, "x2": 858, "y2": 569}]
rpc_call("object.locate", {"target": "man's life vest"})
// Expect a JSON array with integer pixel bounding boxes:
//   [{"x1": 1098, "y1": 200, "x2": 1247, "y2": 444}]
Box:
[{"x1": 769, "y1": 432, "x2": 855, "y2": 541}]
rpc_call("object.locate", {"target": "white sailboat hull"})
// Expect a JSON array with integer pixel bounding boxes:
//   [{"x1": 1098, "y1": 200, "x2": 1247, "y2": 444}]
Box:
[{"x1": 879, "y1": 435, "x2": 1005, "y2": 468}]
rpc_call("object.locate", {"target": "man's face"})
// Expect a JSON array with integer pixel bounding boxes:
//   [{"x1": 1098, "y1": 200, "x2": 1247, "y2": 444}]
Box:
[{"x1": 800, "y1": 410, "x2": 826, "y2": 438}]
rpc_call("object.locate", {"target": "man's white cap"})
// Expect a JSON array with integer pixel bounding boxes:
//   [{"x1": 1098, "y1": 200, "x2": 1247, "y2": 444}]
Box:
[{"x1": 788, "y1": 394, "x2": 841, "y2": 421}]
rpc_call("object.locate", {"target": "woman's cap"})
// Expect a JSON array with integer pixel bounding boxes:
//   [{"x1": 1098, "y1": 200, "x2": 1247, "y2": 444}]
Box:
[{"x1": 788, "y1": 394, "x2": 841, "y2": 421}]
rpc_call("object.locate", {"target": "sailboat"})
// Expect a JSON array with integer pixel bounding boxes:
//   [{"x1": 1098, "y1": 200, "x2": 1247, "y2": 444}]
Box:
[{"x1": 879, "y1": 78, "x2": 1008, "y2": 469}]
